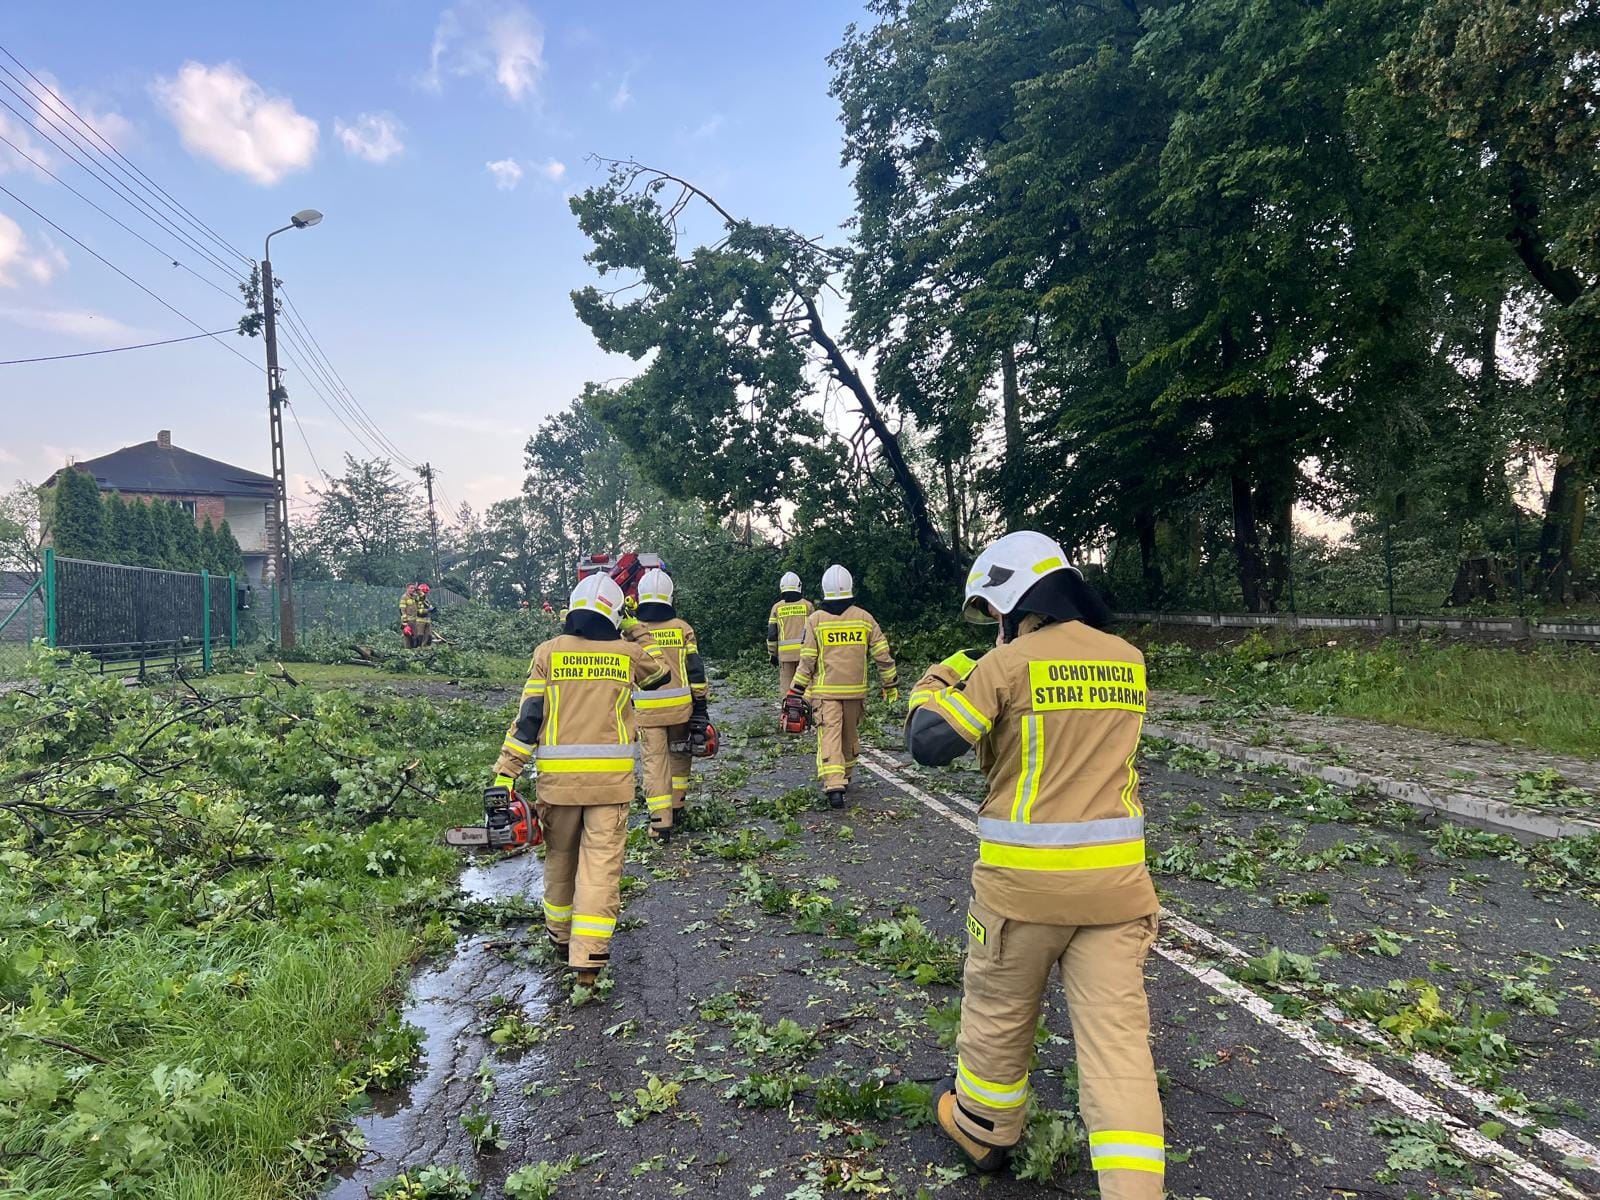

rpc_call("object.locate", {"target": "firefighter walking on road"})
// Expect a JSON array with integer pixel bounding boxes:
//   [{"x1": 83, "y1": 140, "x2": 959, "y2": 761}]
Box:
[
  {"x1": 491, "y1": 572, "x2": 673, "y2": 984},
  {"x1": 766, "y1": 571, "x2": 813, "y2": 700},
  {"x1": 631, "y1": 568, "x2": 710, "y2": 840},
  {"x1": 788, "y1": 565, "x2": 896, "y2": 808},
  {"x1": 904, "y1": 531, "x2": 1163, "y2": 1196}
]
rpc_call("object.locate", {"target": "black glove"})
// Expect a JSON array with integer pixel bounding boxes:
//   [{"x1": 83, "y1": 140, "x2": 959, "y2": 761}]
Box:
[
  {"x1": 688, "y1": 697, "x2": 710, "y2": 735},
  {"x1": 769, "y1": 654, "x2": 779, "y2": 666}
]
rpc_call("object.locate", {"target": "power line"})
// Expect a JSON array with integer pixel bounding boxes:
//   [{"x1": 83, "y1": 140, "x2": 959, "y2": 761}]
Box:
[
  {"x1": 0, "y1": 327, "x2": 236, "y2": 365},
  {"x1": 0, "y1": 128, "x2": 242, "y2": 307},
  {"x1": 275, "y1": 305, "x2": 417, "y2": 469},
  {"x1": 0, "y1": 183, "x2": 261, "y2": 372},
  {"x1": 0, "y1": 80, "x2": 246, "y2": 286},
  {"x1": 274, "y1": 332, "x2": 389, "y2": 460},
  {"x1": 276, "y1": 284, "x2": 420, "y2": 467},
  {"x1": 286, "y1": 403, "x2": 329, "y2": 482},
  {"x1": 0, "y1": 41, "x2": 253, "y2": 271}
]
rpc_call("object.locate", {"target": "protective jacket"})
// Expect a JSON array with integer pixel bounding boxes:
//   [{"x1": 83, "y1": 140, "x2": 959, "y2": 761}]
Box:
[
  {"x1": 792, "y1": 605, "x2": 897, "y2": 699},
  {"x1": 632, "y1": 616, "x2": 707, "y2": 728},
  {"x1": 399, "y1": 591, "x2": 419, "y2": 623},
  {"x1": 766, "y1": 596, "x2": 814, "y2": 663},
  {"x1": 906, "y1": 620, "x2": 1156, "y2": 928},
  {"x1": 495, "y1": 632, "x2": 671, "y2": 804}
]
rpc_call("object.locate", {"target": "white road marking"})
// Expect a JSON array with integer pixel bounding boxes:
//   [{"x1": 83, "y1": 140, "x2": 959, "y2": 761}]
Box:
[{"x1": 857, "y1": 747, "x2": 1595, "y2": 1199}]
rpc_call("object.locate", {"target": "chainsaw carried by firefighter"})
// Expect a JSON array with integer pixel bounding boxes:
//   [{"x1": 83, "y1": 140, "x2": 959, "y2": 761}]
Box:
[
  {"x1": 446, "y1": 779, "x2": 542, "y2": 850},
  {"x1": 670, "y1": 712, "x2": 720, "y2": 758},
  {"x1": 781, "y1": 690, "x2": 812, "y2": 735}
]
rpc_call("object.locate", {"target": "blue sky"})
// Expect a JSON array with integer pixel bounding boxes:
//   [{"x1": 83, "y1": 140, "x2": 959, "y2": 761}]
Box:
[{"x1": 0, "y1": 0, "x2": 870, "y2": 520}]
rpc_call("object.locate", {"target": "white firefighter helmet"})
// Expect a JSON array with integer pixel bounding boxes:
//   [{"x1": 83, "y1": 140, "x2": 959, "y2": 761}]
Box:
[
  {"x1": 568, "y1": 571, "x2": 625, "y2": 629},
  {"x1": 779, "y1": 571, "x2": 802, "y2": 593},
  {"x1": 638, "y1": 567, "x2": 674, "y2": 606},
  {"x1": 821, "y1": 564, "x2": 853, "y2": 600},
  {"x1": 962, "y1": 531, "x2": 1081, "y2": 623}
]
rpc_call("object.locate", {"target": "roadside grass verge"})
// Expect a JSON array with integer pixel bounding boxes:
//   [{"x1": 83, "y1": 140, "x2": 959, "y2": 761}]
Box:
[
  {"x1": 0, "y1": 650, "x2": 502, "y2": 1199},
  {"x1": 1138, "y1": 633, "x2": 1600, "y2": 758}
]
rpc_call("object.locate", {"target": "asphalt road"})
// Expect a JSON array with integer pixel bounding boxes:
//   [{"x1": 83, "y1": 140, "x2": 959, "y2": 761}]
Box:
[{"x1": 333, "y1": 693, "x2": 1600, "y2": 1200}]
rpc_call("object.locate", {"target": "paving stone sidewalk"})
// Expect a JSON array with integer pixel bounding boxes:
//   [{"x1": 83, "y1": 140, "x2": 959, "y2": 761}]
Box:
[{"x1": 1147, "y1": 691, "x2": 1600, "y2": 838}]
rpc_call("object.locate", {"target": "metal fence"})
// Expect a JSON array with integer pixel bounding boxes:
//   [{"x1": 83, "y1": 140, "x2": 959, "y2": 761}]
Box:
[
  {"x1": 0, "y1": 550, "x2": 238, "y2": 680},
  {"x1": 293, "y1": 579, "x2": 465, "y2": 639}
]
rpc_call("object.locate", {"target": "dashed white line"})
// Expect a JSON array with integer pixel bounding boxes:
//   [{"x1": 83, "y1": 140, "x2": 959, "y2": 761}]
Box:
[{"x1": 857, "y1": 747, "x2": 1595, "y2": 1199}]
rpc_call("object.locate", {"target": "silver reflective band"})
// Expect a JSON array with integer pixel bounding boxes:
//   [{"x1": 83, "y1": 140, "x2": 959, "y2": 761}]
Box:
[
  {"x1": 537, "y1": 743, "x2": 638, "y2": 760},
  {"x1": 977, "y1": 815, "x2": 1145, "y2": 846},
  {"x1": 633, "y1": 686, "x2": 691, "y2": 700},
  {"x1": 1091, "y1": 1142, "x2": 1165, "y2": 1163}
]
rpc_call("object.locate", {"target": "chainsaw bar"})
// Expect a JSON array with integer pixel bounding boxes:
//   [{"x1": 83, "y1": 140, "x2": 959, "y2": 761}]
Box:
[{"x1": 444, "y1": 826, "x2": 491, "y2": 847}]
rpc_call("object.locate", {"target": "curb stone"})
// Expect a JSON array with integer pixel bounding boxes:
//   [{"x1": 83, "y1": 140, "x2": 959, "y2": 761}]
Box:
[{"x1": 1143, "y1": 721, "x2": 1600, "y2": 842}]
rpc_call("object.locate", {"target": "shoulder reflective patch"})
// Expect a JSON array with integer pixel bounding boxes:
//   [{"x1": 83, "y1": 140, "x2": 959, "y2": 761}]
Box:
[
  {"x1": 649, "y1": 627, "x2": 685, "y2": 646},
  {"x1": 966, "y1": 911, "x2": 987, "y2": 945},
  {"x1": 1026, "y1": 660, "x2": 1147, "y2": 713},
  {"x1": 549, "y1": 651, "x2": 630, "y2": 682},
  {"x1": 820, "y1": 625, "x2": 868, "y2": 647}
]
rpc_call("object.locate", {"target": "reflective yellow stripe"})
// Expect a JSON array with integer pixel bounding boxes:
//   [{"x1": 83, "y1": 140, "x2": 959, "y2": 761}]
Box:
[
  {"x1": 934, "y1": 691, "x2": 985, "y2": 739},
  {"x1": 547, "y1": 685, "x2": 560, "y2": 744},
  {"x1": 979, "y1": 839, "x2": 1145, "y2": 871},
  {"x1": 908, "y1": 689, "x2": 936, "y2": 709},
  {"x1": 522, "y1": 680, "x2": 546, "y2": 698},
  {"x1": 1091, "y1": 1156, "x2": 1164, "y2": 1174},
  {"x1": 1011, "y1": 714, "x2": 1044, "y2": 823},
  {"x1": 572, "y1": 915, "x2": 615, "y2": 937},
  {"x1": 1121, "y1": 714, "x2": 1144, "y2": 817},
  {"x1": 956, "y1": 1058, "x2": 1028, "y2": 1109},
  {"x1": 634, "y1": 693, "x2": 693, "y2": 709},
  {"x1": 615, "y1": 687, "x2": 627, "y2": 742},
  {"x1": 645, "y1": 794, "x2": 673, "y2": 811},
  {"x1": 502, "y1": 736, "x2": 533, "y2": 755},
  {"x1": 671, "y1": 776, "x2": 690, "y2": 788},
  {"x1": 810, "y1": 684, "x2": 868, "y2": 697},
  {"x1": 1032, "y1": 555, "x2": 1064, "y2": 574},
  {"x1": 537, "y1": 758, "x2": 636, "y2": 773},
  {"x1": 542, "y1": 900, "x2": 572, "y2": 921},
  {"x1": 1089, "y1": 1131, "x2": 1164, "y2": 1148}
]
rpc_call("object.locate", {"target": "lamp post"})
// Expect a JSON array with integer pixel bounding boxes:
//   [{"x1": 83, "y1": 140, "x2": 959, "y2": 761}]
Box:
[{"x1": 262, "y1": 208, "x2": 322, "y2": 649}]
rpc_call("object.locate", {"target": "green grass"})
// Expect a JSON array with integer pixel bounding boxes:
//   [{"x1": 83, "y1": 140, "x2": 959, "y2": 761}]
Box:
[
  {"x1": 0, "y1": 652, "x2": 500, "y2": 1199},
  {"x1": 1142, "y1": 634, "x2": 1600, "y2": 758},
  {"x1": 212, "y1": 652, "x2": 528, "y2": 690}
]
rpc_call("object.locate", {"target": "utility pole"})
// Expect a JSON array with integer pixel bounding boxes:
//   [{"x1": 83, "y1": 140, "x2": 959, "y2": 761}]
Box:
[
  {"x1": 420, "y1": 462, "x2": 440, "y2": 583},
  {"x1": 261, "y1": 258, "x2": 296, "y2": 649},
  {"x1": 260, "y1": 208, "x2": 322, "y2": 650}
]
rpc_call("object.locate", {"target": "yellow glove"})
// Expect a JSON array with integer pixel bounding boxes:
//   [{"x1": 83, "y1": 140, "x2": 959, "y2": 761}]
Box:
[
  {"x1": 940, "y1": 649, "x2": 983, "y2": 681},
  {"x1": 493, "y1": 774, "x2": 516, "y2": 789},
  {"x1": 883, "y1": 687, "x2": 899, "y2": 702}
]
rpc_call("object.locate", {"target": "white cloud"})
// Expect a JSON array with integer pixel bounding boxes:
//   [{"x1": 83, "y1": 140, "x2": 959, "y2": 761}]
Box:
[
  {"x1": 424, "y1": 0, "x2": 544, "y2": 103},
  {"x1": 0, "y1": 447, "x2": 18, "y2": 465},
  {"x1": 537, "y1": 158, "x2": 565, "y2": 181},
  {"x1": 0, "y1": 215, "x2": 65, "y2": 288},
  {"x1": 335, "y1": 111, "x2": 405, "y2": 163},
  {"x1": 485, "y1": 157, "x2": 523, "y2": 190},
  {"x1": 152, "y1": 61, "x2": 318, "y2": 185},
  {"x1": 609, "y1": 73, "x2": 633, "y2": 111},
  {"x1": 0, "y1": 306, "x2": 144, "y2": 341},
  {"x1": 0, "y1": 72, "x2": 133, "y2": 177},
  {"x1": 690, "y1": 113, "x2": 724, "y2": 141}
]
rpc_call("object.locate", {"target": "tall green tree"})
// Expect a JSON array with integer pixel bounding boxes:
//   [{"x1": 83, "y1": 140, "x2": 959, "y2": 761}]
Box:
[
  {"x1": 49, "y1": 467, "x2": 105, "y2": 560},
  {"x1": 303, "y1": 456, "x2": 430, "y2": 585}
]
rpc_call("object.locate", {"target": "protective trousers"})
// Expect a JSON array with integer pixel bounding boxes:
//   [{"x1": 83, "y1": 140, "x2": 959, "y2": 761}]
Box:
[
  {"x1": 638, "y1": 725, "x2": 692, "y2": 831},
  {"x1": 954, "y1": 909, "x2": 1164, "y2": 1199},
  {"x1": 778, "y1": 660, "x2": 798, "y2": 700},
  {"x1": 814, "y1": 698, "x2": 863, "y2": 793},
  {"x1": 539, "y1": 803, "x2": 629, "y2": 971},
  {"x1": 412, "y1": 618, "x2": 432, "y2": 647}
]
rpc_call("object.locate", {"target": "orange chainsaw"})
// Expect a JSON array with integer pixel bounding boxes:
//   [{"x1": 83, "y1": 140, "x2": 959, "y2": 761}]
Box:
[{"x1": 446, "y1": 781, "x2": 541, "y2": 850}]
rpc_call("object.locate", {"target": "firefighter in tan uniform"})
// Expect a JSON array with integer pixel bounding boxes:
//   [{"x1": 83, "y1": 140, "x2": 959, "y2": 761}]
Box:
[
  {"x1": 905, "y1": 531, "x2": 1164, "y2": 1196},
  {"x1": 766, "y1": 571, "x2": 813, "y2": 699},
  {"x1": 630, "y1": 568, "x2": 710, "y2": 840},
  {"x1": 492, "y1": 572, "x2": 672, "y2": 984},
  {"x1": 399, "y1": 584, "x2": 420, "y2": 647},
  {"x1": 788, "y1": 565, "x2": 897, "y2": 809}
]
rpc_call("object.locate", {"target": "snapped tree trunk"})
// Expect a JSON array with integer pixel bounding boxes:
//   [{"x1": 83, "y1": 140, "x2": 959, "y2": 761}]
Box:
[
  {"x1": 941, "y1": 453, "x2": 963, "y2": 556},
  {"x1": 1449, "y1": 291, "x2": 1505, "y2": 606}
]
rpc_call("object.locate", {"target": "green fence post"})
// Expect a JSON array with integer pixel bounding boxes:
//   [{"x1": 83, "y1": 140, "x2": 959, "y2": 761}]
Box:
[
  {"x1": 43, "y1": 547, "x2": 56, "y2": 648},
  {"x1": 229, "y1": 574, "x2": 238, "y2": 647},
  {"x1": 201, "y1": 570, "x2": 212, "y2": 673}
]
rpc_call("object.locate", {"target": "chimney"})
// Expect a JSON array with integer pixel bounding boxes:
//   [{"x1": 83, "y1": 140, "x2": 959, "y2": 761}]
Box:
[{"x1": 157, "y1": 430, "x2": 172, "y2": 449}]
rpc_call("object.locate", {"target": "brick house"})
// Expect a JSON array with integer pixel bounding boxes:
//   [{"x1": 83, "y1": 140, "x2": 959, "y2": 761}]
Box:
[{"x1": 46, "y1": 431, "x2": 278, "y2": 584}]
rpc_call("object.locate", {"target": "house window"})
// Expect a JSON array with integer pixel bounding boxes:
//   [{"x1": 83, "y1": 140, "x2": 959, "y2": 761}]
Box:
[{"x1": 179, "y1": 500, "x2": 197, "y2": 518}]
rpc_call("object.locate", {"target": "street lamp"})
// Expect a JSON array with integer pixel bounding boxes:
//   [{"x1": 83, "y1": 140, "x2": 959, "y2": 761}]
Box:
[{"x1": 262, "y1": 208, "x2": 323, "y2": 649}]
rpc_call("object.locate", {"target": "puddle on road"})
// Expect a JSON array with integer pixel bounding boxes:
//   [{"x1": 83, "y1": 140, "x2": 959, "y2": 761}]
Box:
[{"x1": 325, "y1": 848, "x2": 551, "y2": 1198}]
